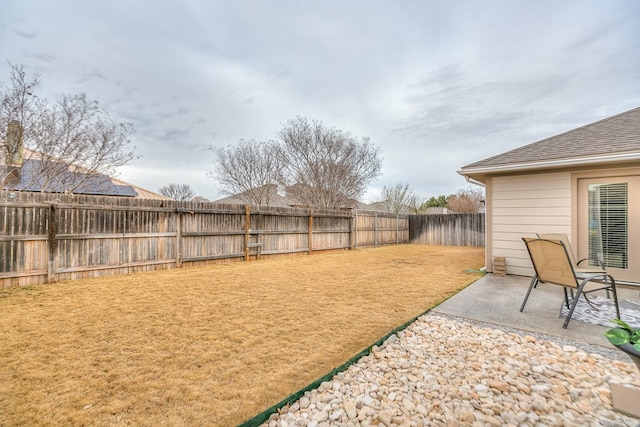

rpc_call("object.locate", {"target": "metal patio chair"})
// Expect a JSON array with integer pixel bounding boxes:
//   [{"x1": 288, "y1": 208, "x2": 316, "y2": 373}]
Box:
[
  {"x1": 537, "y1": 232, "x2": 611, "y2": 299},
  {"x1": 536, "y1": 233, "x2": 607, "y2": 277},
  {"x1": 520, "y1": 237, "x2": 621, "y2": 329}
]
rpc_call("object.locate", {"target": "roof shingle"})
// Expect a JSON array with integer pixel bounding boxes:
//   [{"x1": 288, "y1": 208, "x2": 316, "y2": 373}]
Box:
[{"x1": 461, "y1": 106, "x2": 640, "y2": 170}]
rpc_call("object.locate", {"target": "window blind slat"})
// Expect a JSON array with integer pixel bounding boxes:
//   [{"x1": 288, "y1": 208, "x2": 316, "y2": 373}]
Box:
[{"x1": 587, "y1": 182, "x2": 628, "y2": 269}]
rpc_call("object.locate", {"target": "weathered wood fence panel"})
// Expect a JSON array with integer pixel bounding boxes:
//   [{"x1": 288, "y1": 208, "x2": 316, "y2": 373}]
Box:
[
  {"x1": 0, "y1": 198, "x2": 49, "y2": 285},
  {"x1": 311, "y1": 213, "x2": 352, "y2": 252},
  {"x1": 0, "y1": 191, "x2": 414, "y2": 286},
  {"x1": 1, "y1": 191, "x2": 484, "y2": 286},
  {"x1": 179, "y1": 205, "x2": 246, "y2": 264},
  {"x1": 408, "y1": 213, "x2": 485, "y2": 247},
  {"x1": 354, "y1": 211, "x2": 409, "y2": 248},
  {"x1": 45, "y1": 198, "x2": 179, "y2": 282}
]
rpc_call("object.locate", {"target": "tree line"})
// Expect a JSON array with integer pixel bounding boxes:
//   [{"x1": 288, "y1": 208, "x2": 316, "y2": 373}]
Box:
[{"x1": 379, "y1": 183, "x2": 484, "y2": 214}]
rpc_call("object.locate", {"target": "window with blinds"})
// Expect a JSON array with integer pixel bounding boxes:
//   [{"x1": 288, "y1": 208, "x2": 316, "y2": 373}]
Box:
[{"x1": 587, "y1": 183, "x2": 628, "y2": 269}]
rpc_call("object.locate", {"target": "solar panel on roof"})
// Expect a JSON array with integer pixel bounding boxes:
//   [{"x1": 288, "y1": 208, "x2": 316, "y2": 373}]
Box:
[{"x1": 2, "y1": 158, "x2": 137, "y2": 197}]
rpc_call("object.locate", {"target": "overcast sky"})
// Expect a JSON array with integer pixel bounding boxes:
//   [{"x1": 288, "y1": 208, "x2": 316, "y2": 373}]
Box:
[{"x1": 2, "y1": 1, "x2": 639, "y2": 202}]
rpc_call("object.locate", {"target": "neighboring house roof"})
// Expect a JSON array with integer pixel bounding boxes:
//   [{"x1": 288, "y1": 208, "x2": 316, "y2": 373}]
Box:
[
  {"x1": 459, "y1": 106, "x2": 640, "y2": 181},
  {"x1": 1, "y1": 120, "x2": 167, "y2": 199},
  {"x1": 424, "y1": 207, "x2": 454, "y2": 214},
  {"x1": 3, "y1": 157, "x2": 138, "y2": 197},
  {"x1": 360, "y1": 201, "x2": 388, "y2": 212},
  {"x1": 214, "y1": 184, "x2": 306, "y2": 207},
  {"x1": 111, "y1": 178, "x2": 170, "y2": 200},
  {"x1": 1, "y1": 149, "x2": 168, "y2": 199},
  {"x1": 214, "y1": 184, "x2": 373, "y2": 210},
  {"x1": 356, "y1": 202, "x2": 455, "y2": 214}
]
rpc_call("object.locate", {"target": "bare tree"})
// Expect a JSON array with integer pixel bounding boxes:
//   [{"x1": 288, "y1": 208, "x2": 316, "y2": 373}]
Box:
[
  {"x1": 446, "y1": 187, "x2": 485, "y2": 213},
  {"x1": 209, "y1": 139, "x2": 281, "y2": 205},
  {"x1": 1, "y1": 63, "x2": 136, "y2": 193},
  {"x1": 406, "y1": 196, "x2": 424, "y2": 214},
  {"x1": 158, "y1": 183, "x2": 196, "y2": 201},
  {"x1": 276, "y1": 117, "x2": 382, "y2": 210},
  {"x1": 379, "y1": 182, "x2": 417, "y2": 214}
]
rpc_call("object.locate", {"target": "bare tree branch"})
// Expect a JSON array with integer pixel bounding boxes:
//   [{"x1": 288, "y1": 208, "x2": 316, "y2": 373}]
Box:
[
  {"x1": 1, "y1": 63, "x2": 136, "y2": 193},
  {"x1": 158, "y1": 183, "x2": 196, "y2": 201},
  {"x1": 209, "y1": 139, "x2": 281, "y2": 205},
  {"x1": 447, "y1": 187, "x2": 485, "y2": 213},
  {"x1": 276, "y1": 117, "x2": 382, "y2": 210},
  {"x1": 209, "y1": 118, "x2": 382, "y2": 209},
  {"x1": 379, "y1": 182, "x2": 417, "y2": 214}
]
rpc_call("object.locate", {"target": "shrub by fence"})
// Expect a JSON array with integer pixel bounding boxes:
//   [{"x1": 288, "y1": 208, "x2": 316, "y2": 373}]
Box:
[{"x1": 0, "y1": 191, "x2": 409, "y2": 286}]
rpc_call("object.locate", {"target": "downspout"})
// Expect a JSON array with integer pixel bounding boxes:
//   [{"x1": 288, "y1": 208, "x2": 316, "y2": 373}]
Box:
[{"x1": 464, "y1": 175, "x2": 485, "y2": 188}]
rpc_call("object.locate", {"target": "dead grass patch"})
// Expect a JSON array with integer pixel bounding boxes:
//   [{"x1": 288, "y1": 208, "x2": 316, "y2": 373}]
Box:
[{"x1": 0, "y1": 244, "x2": 484, "y2": 426}]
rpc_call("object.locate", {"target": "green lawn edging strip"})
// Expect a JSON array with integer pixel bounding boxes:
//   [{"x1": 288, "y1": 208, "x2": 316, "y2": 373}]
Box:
[
  {"x1": 238, "y1": 274, "x2": 483, "y2": 427},
  {"x1": 237, "y1": 307, "x2": 434, "y2": 427}
]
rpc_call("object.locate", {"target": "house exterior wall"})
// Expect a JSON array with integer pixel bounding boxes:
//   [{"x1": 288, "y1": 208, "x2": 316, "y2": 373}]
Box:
[{"x1": 488, "y1": 171, "x2": 572, "y2": 276}]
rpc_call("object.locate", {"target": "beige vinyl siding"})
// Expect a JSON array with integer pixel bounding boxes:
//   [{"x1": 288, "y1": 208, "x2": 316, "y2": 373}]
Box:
[{"x1": 490, "y1": 172, "x2": 572, "y2": 276}]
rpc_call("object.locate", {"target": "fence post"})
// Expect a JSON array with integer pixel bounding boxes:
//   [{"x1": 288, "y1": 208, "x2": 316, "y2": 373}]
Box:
[
  {"x1": 176, "y1": 210, "x2": 182, "y2": 268},
  {"x1": 244, "y1": 205, "x2": 251, "y2": 261},
  {"x1": 374, "y1": 212, "x2": 378, "y2": 247},
  {"x1": 308, "y1": 212, "x2": 313, "y2": 254},
  {"x1": 125, "y1": 208, "x2": 131, "y2": 274},
  {"x1": 349, "y1": 211, "x2": 355, "y2": 250},
  {"x1": 46, "y1": 204, "x2": 57, "y2": 283},
  {"x1": 353, "y1": 211, "x2": 358, "y2": 249}
]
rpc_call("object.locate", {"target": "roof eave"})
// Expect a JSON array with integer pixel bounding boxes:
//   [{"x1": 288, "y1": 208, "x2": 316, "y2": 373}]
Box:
[{"x1": 458, "y1": 152, "x2": 640, "y2": 179}]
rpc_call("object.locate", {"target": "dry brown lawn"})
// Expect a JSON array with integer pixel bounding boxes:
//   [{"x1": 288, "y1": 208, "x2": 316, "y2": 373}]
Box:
[{"x1": 0, "y1": 244, "x2": 484, "y2": 426}]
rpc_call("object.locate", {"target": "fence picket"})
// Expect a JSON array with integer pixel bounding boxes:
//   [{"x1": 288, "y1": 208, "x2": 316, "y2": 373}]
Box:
[
  {"x1": 408, "y1": 213, "x2": 485, "y2": 247},
  {"x1": 1, "y1": 191, "x2": 484, "y2": 286},
  {"x1": 1, "y1": 191, "x2": 427, "y2": 286}
]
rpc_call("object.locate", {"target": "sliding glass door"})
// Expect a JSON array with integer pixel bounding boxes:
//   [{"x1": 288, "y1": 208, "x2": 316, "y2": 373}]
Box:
[{"x1": 578, "y1": 176, "x2": 639, "y2": 283}]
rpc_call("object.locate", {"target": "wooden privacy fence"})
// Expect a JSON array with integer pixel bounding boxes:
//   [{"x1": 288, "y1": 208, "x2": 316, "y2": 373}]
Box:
[
  {"x1": 408, "y1": 213, "x2": 485, "y2": 247},
  {"x1": 0, "y1": 191, "x2": 409, "y2": 286}
]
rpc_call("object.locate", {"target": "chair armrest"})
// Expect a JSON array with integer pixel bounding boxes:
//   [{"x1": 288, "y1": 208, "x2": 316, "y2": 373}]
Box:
[
  {"x1": 579, "y1": 272, "x2": 616, "y2": 290},
  {"x1": 577, "y1": 257, "x2": 606, "y2": 270}
]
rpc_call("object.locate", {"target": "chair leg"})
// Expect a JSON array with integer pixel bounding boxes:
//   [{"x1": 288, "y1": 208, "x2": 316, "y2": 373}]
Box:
[
  {"x1": 563, "y1": 282, "x2": 590, "y2": 329},
  {"x1": 520, "y1": 276, "x2": 538, "y2": 312},
  {"x1": 609, "y1": 277, "x2": 621, "y2": 320},
  {"x1": 562, "y1": 288, "x2": 571, "y2": 309},
  {"x1": 563, "y1": 292, "x2": 580, "y2": 329},
  {"x1": 601, "y1": 273, "x2": 611, "y2": 299},
  {"x1": 581, "y1": 275, "x2": 621, "y2": 319}
]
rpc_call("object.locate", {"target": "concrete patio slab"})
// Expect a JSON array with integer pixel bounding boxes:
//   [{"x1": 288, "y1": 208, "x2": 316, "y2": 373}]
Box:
[{"x1": 433, "y1": 273, "x2": 640, "y2": 348}]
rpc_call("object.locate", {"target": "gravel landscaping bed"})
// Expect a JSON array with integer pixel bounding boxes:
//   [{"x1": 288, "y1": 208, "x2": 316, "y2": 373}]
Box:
[{"x1": 262, "y1": 314, "x2": 640, "y2": 427}]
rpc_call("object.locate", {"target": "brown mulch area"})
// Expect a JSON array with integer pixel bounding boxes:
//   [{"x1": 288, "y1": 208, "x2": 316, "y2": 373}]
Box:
[{"x1": 0, "y1": 244, "x2": 484, "y2": 426}]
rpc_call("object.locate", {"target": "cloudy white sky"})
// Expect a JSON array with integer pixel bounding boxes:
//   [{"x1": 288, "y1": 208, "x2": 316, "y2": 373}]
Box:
[{"x1": 2, "y1": 1, "x2": 639, "y2": 202}]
